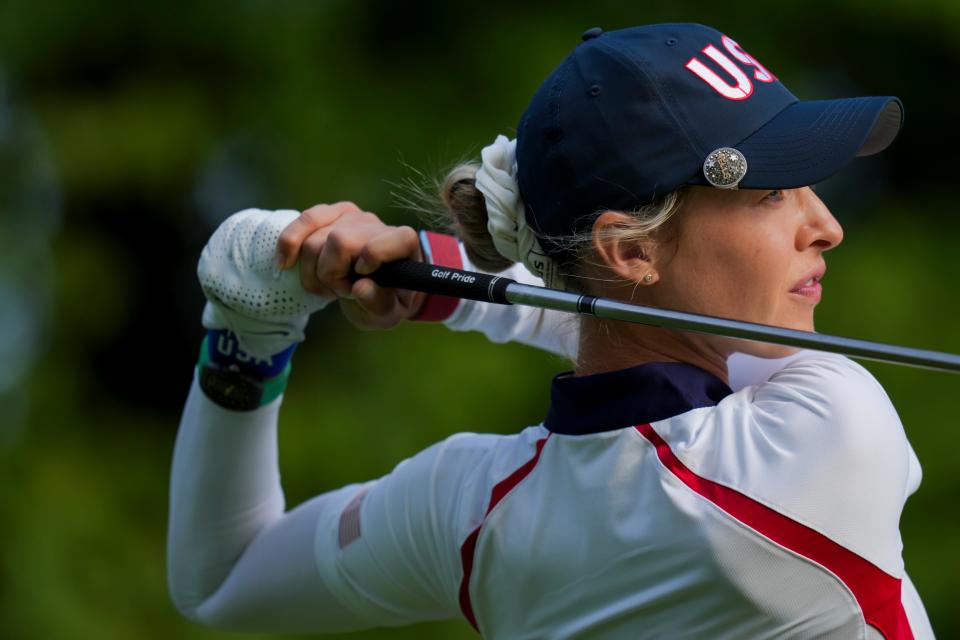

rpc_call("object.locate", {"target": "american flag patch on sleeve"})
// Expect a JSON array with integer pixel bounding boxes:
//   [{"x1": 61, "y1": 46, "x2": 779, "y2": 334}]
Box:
[{"x1": 338, "y1": 488, "x2": 368, "y2": 549}]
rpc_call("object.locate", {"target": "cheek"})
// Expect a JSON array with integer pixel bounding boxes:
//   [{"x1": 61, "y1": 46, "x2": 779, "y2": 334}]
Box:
[{"x1": 660, "y1": 230, "x2": 791, "y2": 321}]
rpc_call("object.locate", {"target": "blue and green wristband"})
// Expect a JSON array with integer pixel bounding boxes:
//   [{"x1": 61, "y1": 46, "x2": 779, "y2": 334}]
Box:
[{"x1": 196, "y1": 329, "x2": 296, "y2": 409}]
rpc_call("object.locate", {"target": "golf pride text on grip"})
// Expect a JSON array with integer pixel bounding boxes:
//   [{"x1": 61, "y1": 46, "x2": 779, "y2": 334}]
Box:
[{"x1": 353, "y1": 259, "x2": 515, "y2": 304}]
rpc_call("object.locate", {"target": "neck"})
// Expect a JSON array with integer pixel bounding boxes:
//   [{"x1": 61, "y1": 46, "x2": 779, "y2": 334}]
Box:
[{"x1": 575, "y1": 316, "x2": 730, "y2": 386}]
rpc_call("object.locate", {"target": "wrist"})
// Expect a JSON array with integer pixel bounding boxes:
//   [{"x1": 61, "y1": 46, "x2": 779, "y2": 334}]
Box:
[
  {"x1": 205, "y1": 329, "x2": 296, "y2": 377},
  {"x1": 196, "y1": 330, "x2": 295, "y2": 410}
]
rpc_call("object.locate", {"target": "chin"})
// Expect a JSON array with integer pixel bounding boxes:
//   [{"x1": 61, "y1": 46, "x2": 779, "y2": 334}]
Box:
[
  {"x1": 711, "y1": 335, "x2": 802, "y2": 360},
  {"x1": 778, "y1": 308, "x2": 816, "y2": 333},
  {"x1": 716, "y1": 312, "x2": 813, "y2": 359},
  {"x1": 741, "y1": 343, "x2": 804, "y2": 359}
]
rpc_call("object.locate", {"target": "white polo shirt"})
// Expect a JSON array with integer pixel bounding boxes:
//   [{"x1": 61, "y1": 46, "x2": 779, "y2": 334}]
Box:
[
  {"x1": 168, "y1": 230, "x2": 933, "y2": 639},
  {"x1": 321, "y1": 231, "x2": 928, "y2": 638}
]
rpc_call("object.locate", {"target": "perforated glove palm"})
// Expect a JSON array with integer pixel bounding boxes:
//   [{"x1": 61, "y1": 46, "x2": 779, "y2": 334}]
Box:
[{"x1": 197, "y1": 208, "x2": 335, "y2": 359}]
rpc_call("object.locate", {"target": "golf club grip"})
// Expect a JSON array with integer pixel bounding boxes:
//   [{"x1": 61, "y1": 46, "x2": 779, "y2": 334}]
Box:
[{"x1": 356, "y1": 259, "x2": 515, "y2": 304}]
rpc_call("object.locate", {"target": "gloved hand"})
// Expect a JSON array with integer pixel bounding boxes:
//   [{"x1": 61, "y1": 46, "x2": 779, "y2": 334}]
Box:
[{"x1": 197, "y1": 208, "x2": 335, "y2": 360}]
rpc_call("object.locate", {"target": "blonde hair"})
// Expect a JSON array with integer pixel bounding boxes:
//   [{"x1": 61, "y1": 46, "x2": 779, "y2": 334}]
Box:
[{"x1": 393, "y1": 159, "x2": 690, "y2": 296}]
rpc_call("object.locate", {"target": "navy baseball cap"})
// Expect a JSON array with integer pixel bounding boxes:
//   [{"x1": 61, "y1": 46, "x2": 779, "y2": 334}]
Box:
[{"x1": 516, "y1": 23, "x2": 904, "y2": 258}]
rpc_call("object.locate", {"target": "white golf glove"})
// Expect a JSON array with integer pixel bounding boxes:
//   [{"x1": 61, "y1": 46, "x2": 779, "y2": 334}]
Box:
[{"x1": 197, "y1": 208, "x2": 335, "y2": 360}]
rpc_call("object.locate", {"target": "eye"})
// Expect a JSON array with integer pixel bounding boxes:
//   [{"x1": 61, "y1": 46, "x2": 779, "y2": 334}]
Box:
[{"x1": 763, "y1": 189, "x2": 785, "y2": 202}]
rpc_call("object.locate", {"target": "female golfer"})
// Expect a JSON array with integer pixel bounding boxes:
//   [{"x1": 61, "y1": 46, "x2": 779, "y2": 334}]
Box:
[{"x1": 168, "y1": 23, "x2": 933, "y2": 638}]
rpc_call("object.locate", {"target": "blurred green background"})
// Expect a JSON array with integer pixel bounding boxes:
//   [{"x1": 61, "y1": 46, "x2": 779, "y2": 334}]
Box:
[{"x1": 1, "y1": 0, "x2": 958, "y2": 638}]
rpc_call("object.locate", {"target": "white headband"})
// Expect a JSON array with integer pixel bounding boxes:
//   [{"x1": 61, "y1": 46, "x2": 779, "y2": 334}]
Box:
[{"x1": 474, "y1": 134, "x2": 562, "y2": 289}]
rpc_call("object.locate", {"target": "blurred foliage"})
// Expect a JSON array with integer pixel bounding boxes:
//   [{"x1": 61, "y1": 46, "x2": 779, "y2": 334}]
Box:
[{"x1": 1, "y1": 0, "x2": 958, "y2": 638}]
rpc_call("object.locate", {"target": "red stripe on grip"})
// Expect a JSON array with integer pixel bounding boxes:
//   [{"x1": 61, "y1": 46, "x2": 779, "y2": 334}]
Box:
[{"x1": 410, "y1": 231, "x2": 463, "y2": 322}]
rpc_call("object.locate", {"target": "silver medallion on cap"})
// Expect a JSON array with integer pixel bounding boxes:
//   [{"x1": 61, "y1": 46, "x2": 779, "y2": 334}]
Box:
[{"x1": 703, "y1": 147, "x2": 747, "y2": 189}]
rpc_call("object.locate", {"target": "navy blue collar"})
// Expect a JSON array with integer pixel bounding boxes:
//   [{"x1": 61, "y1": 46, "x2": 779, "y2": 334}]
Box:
[{"x1": 544, "y1": 361, "x2": 734, "y2": 435}]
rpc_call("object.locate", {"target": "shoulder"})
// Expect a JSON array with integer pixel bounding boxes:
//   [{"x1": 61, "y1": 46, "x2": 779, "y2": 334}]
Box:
[
  {"x1": 374, "y1": 425, "x2": 550, "y2": 534},
  {"x1": 388, "y1": 425, "x2": 547, "y2": 481},
  {"x1": 756, "y1": 350, "x2": 883, "y2": 403},
  {"x1": 754, "y1": 353, "x2": 913, "y2": 572},
  {"x1": 750, "y1": 353, "x2": 914, "y2": 497},
  {"x1": 751, "y1": 352, "x2": 909, "y2": 460},
  {"x1": 318, "y1": 425, "x2": 548, "y2": 617},
  {"x1": 671, "y1": 353, "x2": 915, "y2": 574}
]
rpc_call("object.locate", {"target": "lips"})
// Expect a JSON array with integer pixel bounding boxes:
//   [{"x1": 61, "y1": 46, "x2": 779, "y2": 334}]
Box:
[
  {"x1": 790, "y1": 264, "x2": 826, "y2": 293},
  {"x1": 790, "y1": 264, "x2": 825, "y2": 303}
]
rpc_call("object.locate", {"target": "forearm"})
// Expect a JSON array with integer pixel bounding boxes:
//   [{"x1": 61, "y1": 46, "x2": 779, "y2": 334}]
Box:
[
  {"x1": 415, "y1": 230, "x2": 580, "y2": 360},
  {"x1": 166, "y1": 366, "x2": 286, "y2": 619}
]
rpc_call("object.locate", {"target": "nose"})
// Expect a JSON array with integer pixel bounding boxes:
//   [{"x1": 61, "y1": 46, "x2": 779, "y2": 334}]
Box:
[{"x1": 797, "y1": 187, "x2": 844, "y2": 252}]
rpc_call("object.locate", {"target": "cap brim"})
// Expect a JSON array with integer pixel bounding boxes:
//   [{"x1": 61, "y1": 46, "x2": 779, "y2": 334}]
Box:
[{"x1": 700, "y1": 96, "x2": 903, "y2": 190}]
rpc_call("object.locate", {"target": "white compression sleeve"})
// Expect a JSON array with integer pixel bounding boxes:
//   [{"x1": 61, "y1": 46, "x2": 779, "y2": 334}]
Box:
[
  {"x1": 167, "y1": 369, "x2": 285, "y2": 616},
  {"x1": 443, "y1": 259, "x2": 581, "y2": 361},
  {"x1": 416, "y1": 231, "x2": 577, "y2": 361},
  {"x1": 167, "y1": 369, "x2": 371, "y2": 633}
]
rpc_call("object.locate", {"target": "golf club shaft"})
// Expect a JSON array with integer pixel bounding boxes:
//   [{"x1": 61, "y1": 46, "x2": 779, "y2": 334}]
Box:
[{"x1": 359, "y1": 259, "x2": 960, "y2": 374}]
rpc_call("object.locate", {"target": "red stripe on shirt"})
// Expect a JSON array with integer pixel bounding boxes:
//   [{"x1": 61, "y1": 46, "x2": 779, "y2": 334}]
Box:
[
  {"x1": 634, "y1": 422, "x2": 913, "y2": 640},
  {"x1": 410, "y1": 231, "x2": 462, "y2": 322},
  {"x1": 459, "y1": 435, "x2": 551, "y2": 631}
]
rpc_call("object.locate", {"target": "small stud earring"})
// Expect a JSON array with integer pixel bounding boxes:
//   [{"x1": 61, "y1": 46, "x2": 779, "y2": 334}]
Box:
[{"x1": 643, "y1": 273, "x2": 654, "y2": 283}]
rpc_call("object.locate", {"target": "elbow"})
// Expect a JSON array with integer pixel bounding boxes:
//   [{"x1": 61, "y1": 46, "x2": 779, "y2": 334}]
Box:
[
  {"x1": 166, "y1": 543, "x2": 201, "y2": 622},
  {"x1": 167, "y1": 570, "x2": 209, "y2": 627},
  {"x1": 169, "y1": 589, "x2": 205, "y2": 627},
  {"x1": 167, "y1": 569, "x2": 262, "y2": 633},
  {"x1": 166, "y1": 560, "x2": 224, "y2": 629},
  {"x1": 168, "y1": 587, "x2": 240, "y2": 632}
]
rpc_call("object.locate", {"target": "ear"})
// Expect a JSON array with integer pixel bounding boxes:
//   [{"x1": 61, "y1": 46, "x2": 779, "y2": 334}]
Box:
[{"x1": 591, "y1": 211, "x2": 661, "y2": 284}]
